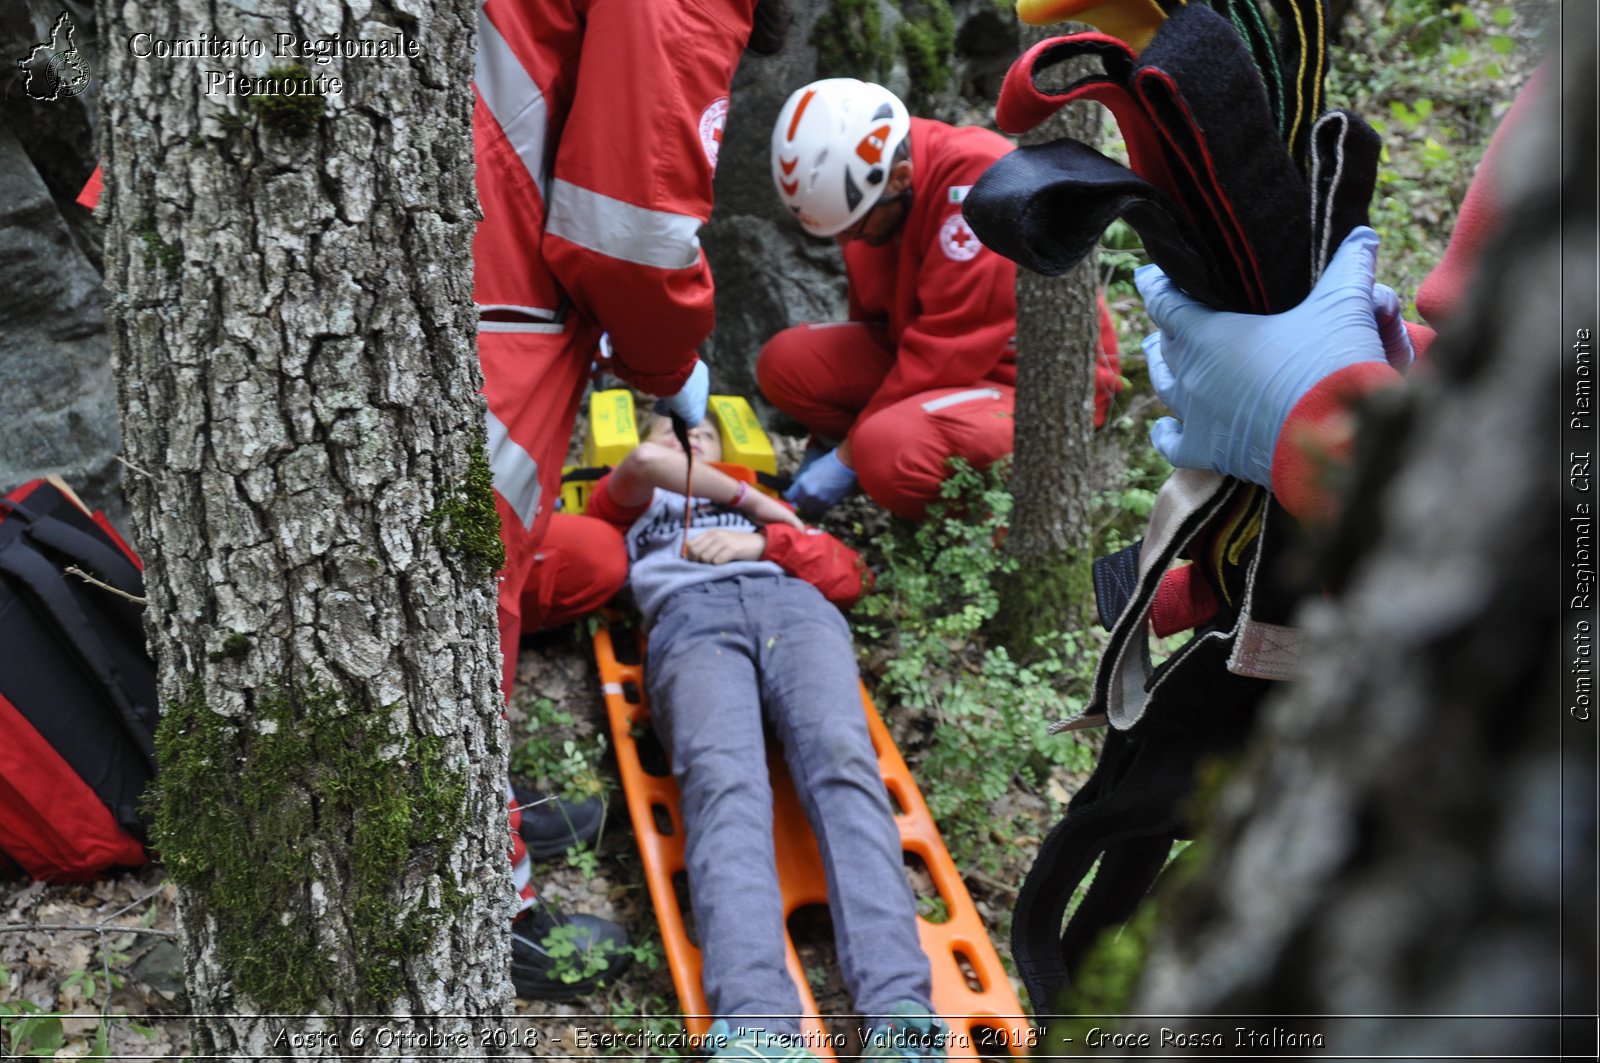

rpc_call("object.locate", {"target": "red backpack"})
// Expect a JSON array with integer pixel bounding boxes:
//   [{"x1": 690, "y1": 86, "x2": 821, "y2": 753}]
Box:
[{"x1": 0, "y1": 479, "x2": 157, "y2": 881}]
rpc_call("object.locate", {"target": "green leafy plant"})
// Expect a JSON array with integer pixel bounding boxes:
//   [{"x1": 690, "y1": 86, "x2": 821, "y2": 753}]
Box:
[
  {"x1": 61, "y1": 963, "x2": 124, "y2": 1004},
  {"x1": 512, "y1": 698, "x2": 612, "y2": 804},
  {"x1": 0, "y1": 966, "x2": 146, "y2": 1060},
  {"x1": 853, "y1": 461, "x2": 1099, "y2": 876},
  {"x1": 539, "y1": 923, "x2": 662, "y2": 990},
  {"x1": 541, "y1": 922, "x2": 621, "y2": 986},
  {"x1": 595, "y1": 991, "x2": 689, "y2": 1059},
  {"x1": 1323, "y1": 0, "x2": 1532, "y2": 310},
  {"x1": 0, "y1": 1000, "x2": 67, "y2": 1059},
  {"x1": 566, "y1": 843, "x2": 601, "y2": 879}
]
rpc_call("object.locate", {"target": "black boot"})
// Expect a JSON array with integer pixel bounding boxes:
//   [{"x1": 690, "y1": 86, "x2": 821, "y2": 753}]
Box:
[
  {"x1": 510, "y1": 901, "x2": 631, "y2": 1000},
  {"x1": 512, "y1": 782, "x2": 605, "y2": 859}
]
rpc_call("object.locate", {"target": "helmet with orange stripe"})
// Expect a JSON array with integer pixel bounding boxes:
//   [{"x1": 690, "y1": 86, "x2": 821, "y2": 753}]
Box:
[{"x1": 771, "y1": 78, "x2": 911, "y2": 238}]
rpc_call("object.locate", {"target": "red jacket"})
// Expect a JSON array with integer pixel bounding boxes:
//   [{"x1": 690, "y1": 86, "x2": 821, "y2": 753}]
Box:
[
  {"x1": 842, "y1": 118, "x2": 1020, "y2": 429},
  {"x1": 1270, "y1": 70, "x2": 1546, "y2": 522},
  {"x1": 586, "y1": 475, "x2": 871, "y2": 609},
  {"x1": 474, "y1": 0, "x2": 754, "y2": 395}
]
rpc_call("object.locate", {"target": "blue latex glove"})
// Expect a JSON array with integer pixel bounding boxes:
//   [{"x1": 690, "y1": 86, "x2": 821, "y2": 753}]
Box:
[
  {"x1": 653, "y1": 359, "x2": 710, "y2": 427},
  {"x1": 793, "y1": 443, "x2": 831, "y2": 478},
  {"x1": 1137, "y1": 226, "x2": 1414, "y2": 487},
  {"x1": 784, "y1": 448, "x2": 857, "y2": 514}
]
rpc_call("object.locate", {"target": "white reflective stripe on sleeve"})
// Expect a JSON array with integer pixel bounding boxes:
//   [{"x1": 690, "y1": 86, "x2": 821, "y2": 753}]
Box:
[
  {"x1": 512, "y1": 848, "x2": 533, "y2": 896},
  {"x1": 920, "y1": 387, "x2": 1002, "y2": 413},
  {"x1": 486, "y1": 409, "x2": 541, "y2": 530},
  {"x1": 477, "y1": 303, "x2": 560, "y2": 320},
  {"x1": 475, "y1": 7, "x2": 549, "y2": 198},
  {"x1": 479, "y1": 320, "x2": 566, "y2": 334},
  {"x1": 545, "y1": 179, "x2": 702, "y2": 270}
]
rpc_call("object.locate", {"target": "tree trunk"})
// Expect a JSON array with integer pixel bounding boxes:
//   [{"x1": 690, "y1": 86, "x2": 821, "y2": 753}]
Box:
[
  {"x1": 101, "y1": 1, "x2": 511, "y2": 1055},
  {"x1": 1112, "y1": 28, "x2": 1594, "y2": 1057},
  {"x1": 994, "y1": 23, "x2": 1101, "y2": 654}
]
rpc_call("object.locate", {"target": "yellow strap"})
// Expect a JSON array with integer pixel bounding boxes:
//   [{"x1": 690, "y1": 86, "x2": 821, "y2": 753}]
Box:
[
  {"x1": 1015, "y1": 0, "x2": 1167, "y2": 53},
  {"x1": 1279, "y1": 0, "x2": 1326, "y2": 161}
]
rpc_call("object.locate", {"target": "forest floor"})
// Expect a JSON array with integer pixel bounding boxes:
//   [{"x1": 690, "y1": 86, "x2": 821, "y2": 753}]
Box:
[{"x1": 0, "y1": 0, "x2": 1546, "y2": 1057}]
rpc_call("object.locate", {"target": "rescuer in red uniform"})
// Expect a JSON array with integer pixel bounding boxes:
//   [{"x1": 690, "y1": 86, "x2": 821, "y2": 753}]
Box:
[
  {"x1": 759, "y1": 78, "x2": 1122, "y2": 519},
  {"x1": 473, "y1": 0, "x2": 784, "y2": 999}
]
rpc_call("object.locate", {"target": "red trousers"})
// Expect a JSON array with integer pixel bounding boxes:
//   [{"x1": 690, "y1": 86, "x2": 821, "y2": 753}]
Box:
[
  {"x1": 518, "y1": 513, "x2": 629, "y2": 633},
  {"x1": 483, "y1": 324, "x2": 589, "y2": 694},
  {"x1": 483, "y1": 329, "x2": 624, "y2": 911},
  {"x1": 757, "y1": 323, "x2": 1016, "y2": 519},
  {"x1": 482, "y1": 332, "x2": 634, "y2": 689}
]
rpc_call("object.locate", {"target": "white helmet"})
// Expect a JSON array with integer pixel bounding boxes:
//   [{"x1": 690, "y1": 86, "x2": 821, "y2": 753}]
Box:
[{"x1": 771, "y1": 78, "x2": 911, "y2": 237}]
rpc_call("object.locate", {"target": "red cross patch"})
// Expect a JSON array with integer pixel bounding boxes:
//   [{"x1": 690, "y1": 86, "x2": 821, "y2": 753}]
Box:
[
  {"x1": 939, "y1": 213, "x2": 980, "y2": 262},
  {"x1": 699, "y1": 97, "x2": 729, "y2": 172}
]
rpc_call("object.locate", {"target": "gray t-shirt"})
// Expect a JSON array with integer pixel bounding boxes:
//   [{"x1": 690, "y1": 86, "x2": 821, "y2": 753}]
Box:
[{"x1": 624, "y1": 488, "x2": 783, "y2": 627}]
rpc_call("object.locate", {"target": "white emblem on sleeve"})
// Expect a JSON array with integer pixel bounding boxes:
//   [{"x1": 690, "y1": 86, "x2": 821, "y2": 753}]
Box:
[
  {"x1": 699, "y1": 96, "x2": 730, "y2": 172},
  {"x1": 939, "y1": 213, "x2": 981, "y2": 262}
]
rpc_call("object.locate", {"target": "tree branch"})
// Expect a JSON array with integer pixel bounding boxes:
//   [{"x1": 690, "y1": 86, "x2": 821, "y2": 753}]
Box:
[
  {"x1": 0, "y1": 922, "x2": 176, "y2": 939},
  {"x1": 65, "y1": 565, "x2": 148, "y2": 604}
]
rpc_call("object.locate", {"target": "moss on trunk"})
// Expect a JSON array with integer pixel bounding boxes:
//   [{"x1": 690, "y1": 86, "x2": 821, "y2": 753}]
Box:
[
  {"x1": 992, "y1": 549, "x2": 1094, "y2": 657},
  {"x1": 151, "y1": 681, "x2": 470, "y2": 1012}
]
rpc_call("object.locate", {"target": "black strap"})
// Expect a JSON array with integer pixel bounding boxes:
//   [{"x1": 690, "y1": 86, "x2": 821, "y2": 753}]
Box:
[
  {"x1": 755, "y1": 470, "x2": 790, "y2": 493},
  {"x1": 2, "y1": 499, "x2": 148, "y2": 646},
  {"x1": 16, "y1": 509, "x2": 143, "y2": 598},
  {"x1": 562, "y1": 465, "x2": 791, "y2": 492},
  {"x1": 1010, "y1": 728, "x2": 1193, "y2": 1009},
  {"x1": 1309, "y1": 108, "x2": 1381, "y2": 281},
  {"x1": 966, "y1": 138, "x2": 1243, "y2": 310},
  {"x1": 1209, "y1": 0, "x2": 1287, "y2": 137},
  {"x1": 560, "y1": 466, "x2": 611, "y2": 484},
  {"x1": 1016, "y1": 626, "x2": 1274, "y2": 1009},
  {"x1": 1092, "y1": 541, "x2": 1142, "y2": 631},
  {"x1": 1132, "y1": 3, "x2": 1313, "y2": 313},
  {"x1": 0, "y1": 537, "x2": 157, "y2": 767}
]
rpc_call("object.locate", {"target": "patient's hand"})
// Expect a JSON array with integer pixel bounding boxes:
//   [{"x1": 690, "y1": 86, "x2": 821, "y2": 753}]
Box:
[
  {"x1": 686, "y1": 529, "x2": 766, "y2": 565},
  {"x1": 742, "y1": 489, "x2": 805, "y2": 530}
]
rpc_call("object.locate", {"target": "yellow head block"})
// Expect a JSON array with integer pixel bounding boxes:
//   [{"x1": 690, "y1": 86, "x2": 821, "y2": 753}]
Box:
[
  {"x1": 708, "y1": 395, "x2": 777, "y2": 476},
  {"x1": 583, "y1": 388, "x2": 642, "y2": 468}
]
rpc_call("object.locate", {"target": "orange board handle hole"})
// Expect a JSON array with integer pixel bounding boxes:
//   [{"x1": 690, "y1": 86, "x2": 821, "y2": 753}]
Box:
[
  {"x1": 884, "y1": 777, "x2": 907, "y2": 817},
  {"x1": 952, "y1": 947, "x2": 986, "y2": 993},
  {"x1": 902, "y1": 849, "x2": 951, "y2": 924},
  {"x1": 634, "y1": 727, "x2": 672, "y2": 777},
  {"x1": 671, "y1": 869, "x2": 701, "y2": 947}
]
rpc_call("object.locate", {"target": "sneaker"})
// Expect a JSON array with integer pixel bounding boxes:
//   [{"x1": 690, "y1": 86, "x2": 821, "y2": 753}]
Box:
[
  {"x1": 860, "y1": 1001, "x2": 947, "y2": 1062},
  {"x1": 512, "y1": 781, "x2": 605, "y2": 859},
  {"x1": 509, "y1": 901, "x2": 630, "y2": 1000},
  {"x1": 703, "y1": 1019, "x2": 821, "y2": 1061}
]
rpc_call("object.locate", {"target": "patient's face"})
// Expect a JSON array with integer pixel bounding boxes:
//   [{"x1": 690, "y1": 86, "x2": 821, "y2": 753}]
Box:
[{"x1": 646, "y1": 416, "x2": 724, "y2": 463}]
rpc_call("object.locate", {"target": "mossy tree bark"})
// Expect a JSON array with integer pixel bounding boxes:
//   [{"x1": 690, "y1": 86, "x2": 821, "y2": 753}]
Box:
[
  {"x1": 101, "y1": 0, "x2": 512, "y2": 1055},
  {"x1": 994, "y1": 23, "x2": 1101, "y2": 655}
]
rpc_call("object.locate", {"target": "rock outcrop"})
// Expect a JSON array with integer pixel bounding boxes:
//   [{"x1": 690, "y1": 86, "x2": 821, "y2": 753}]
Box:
[{"x1": 1, "y1": 0, "x2": 120, "y2": 522}]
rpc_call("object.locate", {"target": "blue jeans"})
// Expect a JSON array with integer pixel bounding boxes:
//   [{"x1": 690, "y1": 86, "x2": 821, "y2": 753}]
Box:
[{"x1": 646, "y1": 575, "x2": 931, "y2": 1034}]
